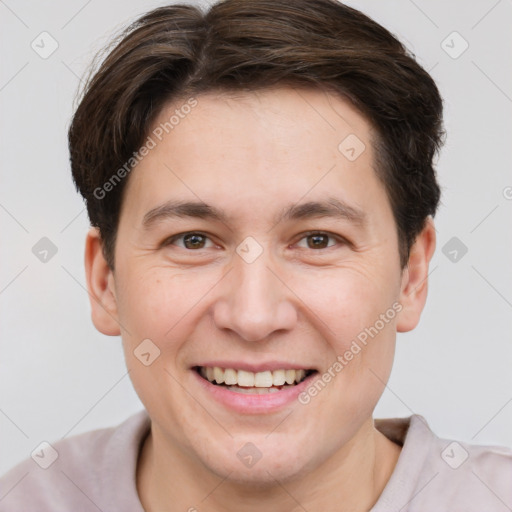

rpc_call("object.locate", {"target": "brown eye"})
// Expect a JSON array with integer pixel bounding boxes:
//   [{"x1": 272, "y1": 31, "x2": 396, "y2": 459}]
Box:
[
  {"x1": 182, "y1": 233, "x2": 206, "y2": 249},
  {"x1": 166, "y1": 232, "x2": 214, "y2": 250},
  {"x1": 296, "y1": 232, "x2": 339, "y2": 250},
  {"x1": 307, "y1": 234, "x2": 330, "y2": 249}
]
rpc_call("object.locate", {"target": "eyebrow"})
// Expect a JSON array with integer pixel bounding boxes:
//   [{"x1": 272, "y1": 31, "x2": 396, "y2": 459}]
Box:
[{"x1": 142, "y1": 197, "x2": 366, "y2": 229}]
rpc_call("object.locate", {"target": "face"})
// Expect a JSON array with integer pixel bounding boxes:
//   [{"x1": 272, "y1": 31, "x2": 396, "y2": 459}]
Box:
[{"x1": 87, "y1": 87, "x2": 433, "y2": 484}]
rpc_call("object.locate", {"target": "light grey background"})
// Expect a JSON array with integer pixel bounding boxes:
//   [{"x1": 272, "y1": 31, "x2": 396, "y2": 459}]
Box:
[{"x1": 1, "y1": 0, "x2": 511, "y2": 476}]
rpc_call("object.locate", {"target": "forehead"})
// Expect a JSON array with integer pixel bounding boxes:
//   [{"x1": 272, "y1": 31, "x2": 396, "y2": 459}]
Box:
[
  {"x1": 121, "y1": 87, "x2": 389, "y2": 228},
  {"x1": 153, "y1": 87, "x2": 373, "y2": 157}
]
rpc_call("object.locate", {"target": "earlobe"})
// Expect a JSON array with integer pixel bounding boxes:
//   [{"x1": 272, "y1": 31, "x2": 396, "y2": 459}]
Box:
[
  {"x1": 84, "y1": 227, "x2": 121, "y2": 336},
  {"x1": 396, "y1": 217, "x2": 436, "y2": 333}
]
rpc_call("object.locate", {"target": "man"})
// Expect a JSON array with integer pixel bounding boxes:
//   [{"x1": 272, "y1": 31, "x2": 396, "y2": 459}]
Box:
[{"x1": 1, "y1": 0, "x2": 511, "y2": 510}]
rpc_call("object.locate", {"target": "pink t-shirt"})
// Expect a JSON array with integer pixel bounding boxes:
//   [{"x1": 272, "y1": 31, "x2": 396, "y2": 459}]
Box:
[{"x1": 1, "y1": 409, "x2": 511, "y2": 511}]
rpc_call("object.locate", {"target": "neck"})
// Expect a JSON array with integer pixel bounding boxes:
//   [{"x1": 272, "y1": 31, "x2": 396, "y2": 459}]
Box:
[{"x1": 137, "y1": 418, "x2": 401, "y2": 512}]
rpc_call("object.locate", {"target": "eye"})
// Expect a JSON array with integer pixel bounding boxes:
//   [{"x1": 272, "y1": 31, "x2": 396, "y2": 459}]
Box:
[
  {"x1": 164, "y1": 232, "x2": 216, "y2": 250},
  {"x1": 163, "y1": 231, "x2": 346, "y2": 252},
  {"x1": 295, "y1": 231, "x2": 343, "y2": 250}
]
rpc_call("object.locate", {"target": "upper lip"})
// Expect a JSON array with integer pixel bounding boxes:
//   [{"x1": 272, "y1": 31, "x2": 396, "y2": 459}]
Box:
[{"x1": 193, "y1": 361, "x2": 316, "y2": 373}]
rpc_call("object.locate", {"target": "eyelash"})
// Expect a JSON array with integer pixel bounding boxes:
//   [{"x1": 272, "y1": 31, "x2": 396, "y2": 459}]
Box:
[{"x1": 163, "y1": 231, "x2": 347, "y2": 252}]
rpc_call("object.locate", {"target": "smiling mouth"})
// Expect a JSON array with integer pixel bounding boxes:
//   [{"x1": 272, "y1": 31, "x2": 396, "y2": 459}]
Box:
[{"x1": 194, "y1": 366, "x2": 317, "y2": 394}]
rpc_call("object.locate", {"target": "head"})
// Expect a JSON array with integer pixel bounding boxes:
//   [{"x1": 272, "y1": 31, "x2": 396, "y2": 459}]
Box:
[{"x1": 71, "y1": 0, "x2": 443, "y2": 484}]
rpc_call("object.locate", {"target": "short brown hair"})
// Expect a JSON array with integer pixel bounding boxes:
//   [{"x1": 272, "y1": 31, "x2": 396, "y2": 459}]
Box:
[{"x1": 68, "y1": 0, "x2": 444, "y2": 269}]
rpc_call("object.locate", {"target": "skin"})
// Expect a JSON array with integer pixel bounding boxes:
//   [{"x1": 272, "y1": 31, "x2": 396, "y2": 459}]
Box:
[{"x1": 85, "y1": 87, "x2": 436, "y2": 511}]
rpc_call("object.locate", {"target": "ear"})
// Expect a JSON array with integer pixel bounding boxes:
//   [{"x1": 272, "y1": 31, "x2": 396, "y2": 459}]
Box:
[
  {"x1": 396, "y1": 217, "x2": 436, "y2": 332},
  {"x1": 84, "y1": 227, "x2": 121, "y2": 336}
]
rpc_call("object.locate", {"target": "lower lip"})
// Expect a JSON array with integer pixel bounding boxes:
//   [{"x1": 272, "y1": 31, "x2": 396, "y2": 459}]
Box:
[{"x1": 192, "y1": 369, "x2": 317, "y2": 414}]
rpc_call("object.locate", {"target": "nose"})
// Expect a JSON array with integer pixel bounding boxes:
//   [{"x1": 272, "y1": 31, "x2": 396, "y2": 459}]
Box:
[{"x1": 212, "y1": 249, "x2": 297, "y2": 342}]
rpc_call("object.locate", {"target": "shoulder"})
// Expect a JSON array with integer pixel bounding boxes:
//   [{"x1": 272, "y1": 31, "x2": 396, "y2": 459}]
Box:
[
  {"x1": 0, "y1": 410, "x2": 150, "y2": 512},
  {"x1": 422, "y1": 422, "x2": 512, "y2": 510},
  {"x1": 374, "y1": 414, "x2": 512, "y2": 512}
]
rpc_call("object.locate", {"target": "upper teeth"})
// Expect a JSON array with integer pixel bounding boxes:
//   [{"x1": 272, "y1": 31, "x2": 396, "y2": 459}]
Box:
[{"x1": 199, "y1": 367, "x2": 308, "y2": 387}]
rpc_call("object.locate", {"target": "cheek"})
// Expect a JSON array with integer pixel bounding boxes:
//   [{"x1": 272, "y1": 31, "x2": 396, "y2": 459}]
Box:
[
  {"x1": 115, "y1": 267, "x2": 199, "y2": 340},
  {"x1": 292, "y1": 260, "x2": 399, "y2": 403},
  {"x1": 294, "y1": 262, "x2": 400, "y2": 342}
]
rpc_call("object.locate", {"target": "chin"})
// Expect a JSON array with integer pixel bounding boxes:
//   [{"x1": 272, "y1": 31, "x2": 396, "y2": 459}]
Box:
[
  {"x1": 209, "y1": 460, "x2": 305, "y2": 487},
  {"x1": 197, "y1": 437, "x2": 317, "y2": 486}
]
